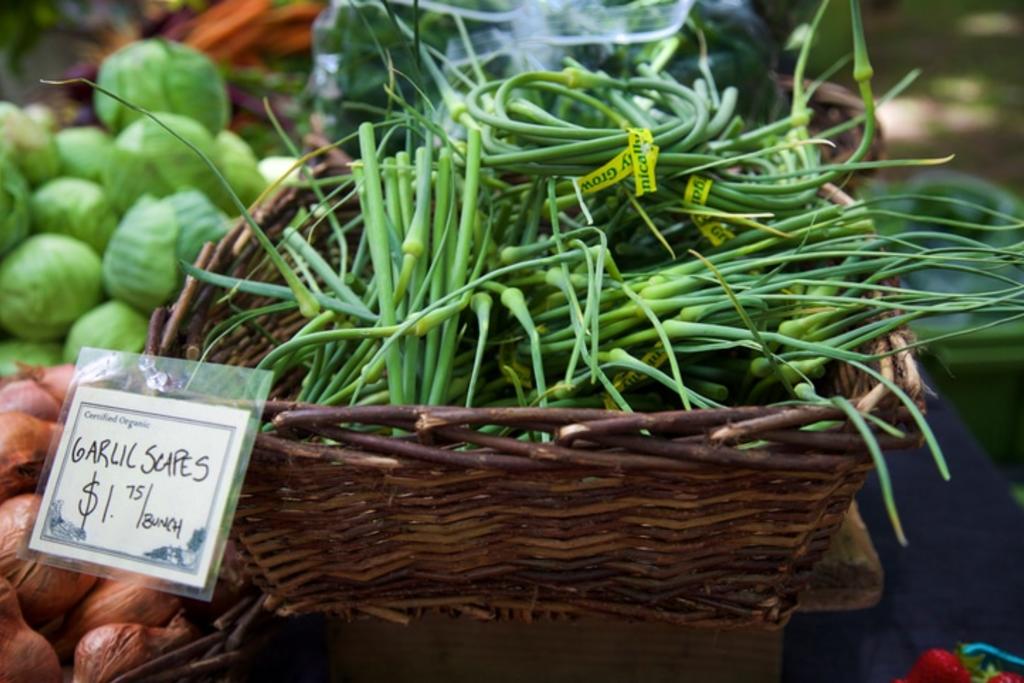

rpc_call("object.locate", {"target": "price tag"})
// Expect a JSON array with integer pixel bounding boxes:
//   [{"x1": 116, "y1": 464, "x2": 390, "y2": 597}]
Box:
[{"x1": 24, "y1": 350, "x2": 270, "y2": 599}]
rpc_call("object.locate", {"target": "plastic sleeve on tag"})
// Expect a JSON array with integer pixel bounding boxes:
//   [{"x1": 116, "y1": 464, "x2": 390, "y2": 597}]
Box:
[{"x1": 21, "y1": 348, "x2": 272, "y2": 601}]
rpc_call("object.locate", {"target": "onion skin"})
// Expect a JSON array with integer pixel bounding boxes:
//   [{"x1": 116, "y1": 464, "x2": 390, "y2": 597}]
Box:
[
  {"x1": 3, "y1": 363, "x2": 76, "y2": 406},
  {"x1": 50, "y1": 580, "x2": 182, "y2": 661},
  {"x1": 0, "y1": 495, "x2": 98, "y2": 625},
  {"x1": 38, "y1": 364, "x2": 75, "y2": 405},
  {"x1": 72, "y1": 613, "x2": 198, "y2": 683},
  {"x1": 0, "y1": 576, "x2": 62, "y2": 683},
  {"x1": 0, "y1": 380, "x2": 60, "y2": 421},
  {"x1": 0, "y1": 412, "x2": 57, "y2": 503}
]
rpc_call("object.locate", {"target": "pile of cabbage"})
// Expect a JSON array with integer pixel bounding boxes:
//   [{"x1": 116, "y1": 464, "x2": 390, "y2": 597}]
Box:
[{"x1": 0, "y1": 39, "x2": 283, "y2": 375}]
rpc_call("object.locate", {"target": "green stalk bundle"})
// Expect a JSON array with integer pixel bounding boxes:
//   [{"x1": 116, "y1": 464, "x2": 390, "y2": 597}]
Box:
[{"x1": 161, "y1": 0, "x2": 1022, "y2": 543}]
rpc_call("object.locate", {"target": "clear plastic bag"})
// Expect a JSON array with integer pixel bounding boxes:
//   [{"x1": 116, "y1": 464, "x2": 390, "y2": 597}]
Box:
[
  {"x1": 308, "y1": 0, "x2": 788, "y2": 144},
  {"x1": 309, "y1": 0, "x2": 697, "y2": 142}
]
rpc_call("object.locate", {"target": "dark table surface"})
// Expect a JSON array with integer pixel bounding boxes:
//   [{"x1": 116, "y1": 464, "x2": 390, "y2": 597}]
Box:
[
  {"x1": 784, "y1": 393, "x2": 1024, "y2": 682},
  {"x1": 249, "y1": 392, "x2": 1024, "y2": 683}
]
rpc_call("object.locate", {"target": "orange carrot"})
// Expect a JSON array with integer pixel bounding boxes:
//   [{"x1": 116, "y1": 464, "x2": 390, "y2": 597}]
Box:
[
  {"x1": 262, "y1": 2, "x2": 323, "y2": 24},
  {"x1": 186, "y1": 0, "x2": 269, "y2": 52},
  {"x1": 206, "y1": 21, "x2": 267, "y2": 62},
  {"x1": 264, "y1": 28, "x2": 313, "y2": 55}
]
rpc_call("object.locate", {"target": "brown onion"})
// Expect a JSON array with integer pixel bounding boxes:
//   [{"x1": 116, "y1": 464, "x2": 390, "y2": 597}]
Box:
[
  {"x1": 50, "y1": 580, "x2": 181, "y2": 661},
  {"x1": 0, "y1": 576, "x2": 61, "y2": 683},
  {"x1": 6, "y1": 364, "x2": 76, "y2": 406},
  {"x1": 0, "y1": 380, "x2": 60, "y2": 421},
  {"x1": 0, "y1": 413, "x2": 56, "y2": 503},
  {"x1": 37, "y1": 364, "x2": 75, "y2": 406},
  {"x1": 0, "y1": 495, "x2": 97, "y2": 625},
  {"x1": 72, "y1": 613, "x2": 198, "y2": 683}
]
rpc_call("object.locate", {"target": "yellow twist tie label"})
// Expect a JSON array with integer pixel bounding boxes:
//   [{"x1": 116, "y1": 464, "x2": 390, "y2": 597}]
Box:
[
  {"x1": 579, "y1": 128, "x2": 659, "y2": 197},
  {"x1": 578, "y1": 148, "x2": 630, "y2": 194},
  {"x1": 684, "y1": 175, "x2": 735, "y2": 246},
  {"x1": 614, "y1": 348, "x2": 668, "y2": 392},
  {"x1": 627, "y1": 128, "x2": 658, "y2": 196},
  {"x1": 602, "y1": 347, "x2": 669, "y2": 409}
]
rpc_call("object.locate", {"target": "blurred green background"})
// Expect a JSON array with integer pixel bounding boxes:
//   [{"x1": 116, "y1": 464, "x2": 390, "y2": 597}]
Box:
[
  {"x1": 815, "y1": 0, "x2": 1024, "y2": 194},
  {"x1": 812, "y1": 0, "x2": 1024, "y2": 468}
]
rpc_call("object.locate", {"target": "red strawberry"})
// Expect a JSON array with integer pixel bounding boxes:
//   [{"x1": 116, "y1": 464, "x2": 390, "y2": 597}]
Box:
[
  {"x1": 907, "y1": 649, "x2": 970, "y2": 683},
  {"x1": 988, "y1": 674, "x2": 1024, "y2": 683}
]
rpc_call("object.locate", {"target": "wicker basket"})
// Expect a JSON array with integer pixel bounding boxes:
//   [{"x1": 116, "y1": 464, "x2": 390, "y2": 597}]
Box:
[{"x1": 146, "y1": 161, "x2": 921, "y2": 630}]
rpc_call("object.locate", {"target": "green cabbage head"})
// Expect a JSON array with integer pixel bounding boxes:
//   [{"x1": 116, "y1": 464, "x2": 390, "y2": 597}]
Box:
[
  {"x1": 23, "y1": 103, "x2": 57, "y2": 133},
  {"x1": 95, "y1": 39, "x2": 229, "y2": 134},
  {"x1": 103, "y1": 191, "x2": 228, "y2": 312},
  {"x1": 0, "y1": 156, "x2": 30, "y2": 257},
  {"x1": 0, "y1": 234, "x2": 103, "y2": 341},
  {"x1": 64, "y1": 300, "x2": 149, "y2": 362},
  {"x1": 30, "y1": 177, "x2": 119, "y2": 254},
  {"x1": 0, "y1": 102, "x2": 60, "y2": 186},
  {"x1": 213, "y1": 130, "x2": 267, "y2": 209},
  {"x1": 55, "y1": 127, "x2": 113, "y2": 183},
  {"x1": 0, "y1": 340, "x2": 63, "y2": 376},
  {"x1": 166, "y1": 189, "x2": 231, "y2": 259},
  {"x1": 105, "y1": 112, "x2": 227, "y2": 212}
]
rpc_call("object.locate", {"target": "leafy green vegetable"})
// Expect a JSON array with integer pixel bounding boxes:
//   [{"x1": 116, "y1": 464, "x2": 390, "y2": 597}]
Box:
[
  {"x1": 30, "y1": 177, "x2": 118, "y2": 253},
  {"x1": 0, "y1": 101, "x2": 59, "y2": 186},
  {"x1": 104, "y1": 112, "x2": 226, "y2": 212},
  {"x1": 164, "y1": 189, "x2": 230, "y2": 263},
  {"x1": 0, "y1": 155, "x2": 30, "y2": 257},
  {"x1": 213, "y1": 130, "x2": 266, "y2": 208},
  {"x1": 23, "y1": 103, "x2": 56, "y2": 132},
  {"x1": 311, "y1": 1, "x2": 460, "y2": 149},
  {"x1": 64, "y1": 300, "x2": 149, "y2": 362},
  {"x1": 55, "y1": 126, "x2": 113, "y2": 183},
  {"x1": 0, "y1": 234, "x2": 102, "y2": 341},
  {"x1": 102, "y1": 197, "x2": 180, "y2": 312},
  {"x1": 95, "y1": 39, "x2": 229, "y2": 134},
  {"x1": 103, "y1": 191, "x2": 228, "y2": 313},
  {"x1": 0, "y1": 339, "x2": 62, "y2": 376}
]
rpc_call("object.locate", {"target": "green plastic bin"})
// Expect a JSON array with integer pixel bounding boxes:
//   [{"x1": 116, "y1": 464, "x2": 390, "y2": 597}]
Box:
[{"x1": 915, "y1": 321, "x2": 1024, "y2": 464}]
